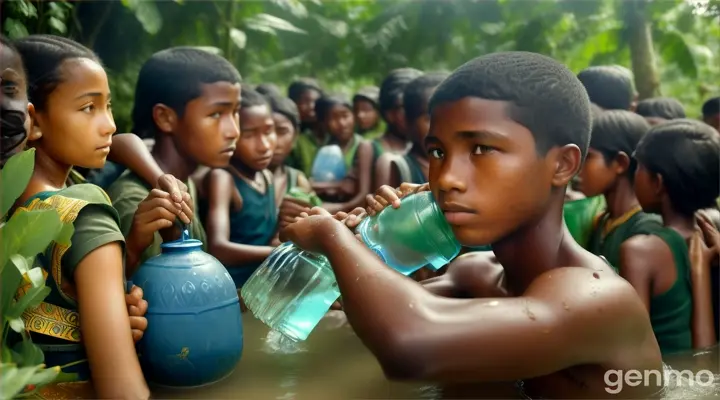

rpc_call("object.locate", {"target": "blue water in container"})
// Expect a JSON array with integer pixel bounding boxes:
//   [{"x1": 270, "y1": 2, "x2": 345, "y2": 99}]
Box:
[{"x1": 311, "y1": 145, "x2": 347, "y2": 182}]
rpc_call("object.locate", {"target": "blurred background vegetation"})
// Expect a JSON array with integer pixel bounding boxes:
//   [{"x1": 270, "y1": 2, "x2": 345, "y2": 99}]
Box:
[{"x1": 2, "y1": 0, "x2": 718, "y2": 132}]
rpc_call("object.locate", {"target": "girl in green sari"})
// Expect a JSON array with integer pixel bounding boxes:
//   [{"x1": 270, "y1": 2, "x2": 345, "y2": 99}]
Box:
[{"x1": 12, "y1": 35, "x2": 184, "y2": 399}]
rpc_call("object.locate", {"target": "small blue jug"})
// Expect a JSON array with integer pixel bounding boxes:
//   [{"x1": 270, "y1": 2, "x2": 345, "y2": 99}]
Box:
[
  {"x1": 131, "y1": 231, "x2": 243, "y2": 387},
  {"x1": 311, "y1": 145, "x2": 347, "y2": 182}
]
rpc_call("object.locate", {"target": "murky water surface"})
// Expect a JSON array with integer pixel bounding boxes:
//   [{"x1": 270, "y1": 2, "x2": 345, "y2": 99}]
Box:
[{"x1": 40, "y1": 311, "x2": 719, "y2": 399}]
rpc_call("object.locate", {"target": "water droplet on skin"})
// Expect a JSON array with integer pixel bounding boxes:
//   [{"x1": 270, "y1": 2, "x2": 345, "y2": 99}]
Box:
[
  {"x1": 485, "y1": 301, "x2": 499, "y2": 307},
  {"x1": 593, "y1": 272, "x2": 600, "y2": 279},
  {"x1": 562, "y1": 301, "x2": 570, "y2": 311},
  {"x1": 409, "y1": 303, "x2": 414, "y2": 309},
  {"x1": 547, "y1": 275, "x2": 552, "y2": 279}
]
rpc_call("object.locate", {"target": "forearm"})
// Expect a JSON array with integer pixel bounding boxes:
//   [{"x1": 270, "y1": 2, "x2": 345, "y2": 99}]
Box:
[
  {"x1": 109, "y1": 134, "x2": 164, "y2": 187},
  {"x1": 691, "y1": 265, "x2": 716, "y2": 348},
  {"x1": 208, "y1": 239, "x2": 274, "y2": 266}
]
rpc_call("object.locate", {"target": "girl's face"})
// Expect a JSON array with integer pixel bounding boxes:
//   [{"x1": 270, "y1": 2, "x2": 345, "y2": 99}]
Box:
[
  {"x1": 270, "y1": 112, "x2": 296, "y2": 169},
  {"x1": 353, "y1": 99, "x2": 379, "y2": 131},
  {"x1": 30, "y1": 58, "x2": 116, "y2": 170},
  {"x1": 1, "y1": 43, "x2": 30, "y2": 166},
  {"x1": 325, "y1": 104, "x2": 354, "y2": 143}
]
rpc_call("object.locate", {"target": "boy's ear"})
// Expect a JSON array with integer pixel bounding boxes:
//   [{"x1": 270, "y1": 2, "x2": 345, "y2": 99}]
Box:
[
  {"x1": 26, "y1": 103, "x2": 42, "y2": 141},
  {"x1": 550, "y1": 144, "x2": 582, "y2": 187},
  {"x1": 153, "y1": 104, "x2": 178, "y2": 135},
  {"x1": 613, "y1": 151, "x2": 631, "y2": 175}
]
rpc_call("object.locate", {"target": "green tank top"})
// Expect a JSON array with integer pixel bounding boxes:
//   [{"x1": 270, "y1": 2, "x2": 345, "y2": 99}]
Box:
[
  {"x1": 291, "y1": 131, "x2": 330, "y2": 177},
  {"x1": 649, "y1": 228, "x2": 692, "y2": 355},
  {"x1": 228, "y1": 171, "x2": 277, "y2": 287},
  {"x1": 285, "y1": 166, "x2": 300, "y2": 193},
  {"x1": 587, "y1": 210, "x2": 663, "y2": 272}
]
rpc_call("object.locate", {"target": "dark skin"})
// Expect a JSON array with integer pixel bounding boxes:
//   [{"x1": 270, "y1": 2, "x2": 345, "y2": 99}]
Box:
[
  {"x1": 312, "y1": 104, "x2": 373, "y2": 213},
  {"x1": 269, "y1": 111, "x2": 312, "y2": 207},
  {"x1": 21, "y1": 57, "x2": 148, "y2": 400},
  {"x1": 283, "y1": 98, "x2": 662, "y2": 399},
  {"x1": 632, "y1": 162, "x2": 718, "y2": 348},
  {"x1": 206, "y1": 104, "x2": 278, "y2": 271},
  {"x1": 376, "y1": 100, "x2": 411, "y2": 154},
  {"x1": 353, "y1": 98, "x2": 380, "y2": 133},
  {"x1": 295, "y1": 88, "x2": 323, "y2": 139},
  {"x1": 689, "y1": 214, "x2": 719, "y2": 347},
  {"x1": 0, "y1": 43, "x2": 31, "y2": 165},
  {"x1": 375, "y1": 90, "x2": 432, "y2": 188}
]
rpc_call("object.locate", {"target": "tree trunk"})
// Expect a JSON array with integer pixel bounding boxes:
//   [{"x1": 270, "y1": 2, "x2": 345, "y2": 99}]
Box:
[{"x1": 623, "y1": 0, "x2": 660, "y2": 99}]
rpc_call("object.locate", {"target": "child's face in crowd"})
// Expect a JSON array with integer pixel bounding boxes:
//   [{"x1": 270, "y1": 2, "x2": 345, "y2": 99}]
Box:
[
  {"x1": 296, "y1": 89, "x2": 321, "y2": 124},
  {"x1": 576, "y1": 149, "x2": 620, "y2": 197},
  {"x1": 235, "y1": 104, "x2": 277, "y2": 171},
  {"x1": 325, "y1": 104, "x2": 354, "y2": 143},
  {"x1": 0, "y1": 43, "x2": 30, "y2": 166},
  {"x1": 426, "y1": 98, "x2": 575, "y2": 247},
  {"x1": 172, "y1": 82, "x2": 240, "y2": 169},
  {"x1": 353, "y1": 98, "x2": 379, "y2": 131},
  {"x1": 270, "y1": 112, "x2": 296, "y2": 169},
  {"x1": 633, "y1": 162, "x2": 661, "y2": 214},
  {"x1": 385, "y1": 98, "x2": 409, "y2": 138},
  {"x1": 30, "y1": 58, "x2": 115, "y2": 170},
  {"x1": 406, "y1": 94, "x2": 432, "y2": 149}
]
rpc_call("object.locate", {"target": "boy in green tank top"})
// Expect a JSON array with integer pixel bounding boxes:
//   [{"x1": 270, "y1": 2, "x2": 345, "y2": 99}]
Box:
[
  {"x1": 311, "y1": 95, "x2": 375, "y2": 213},
  {"x1": 205, "y1": 88, "x2": 278, "y2": 288},
  {"x1": 577, "y1": 110, "x2": 662, "y2": 271},
  {"x1": 631, "y1": 119, "x2": 720, "y2": 354},
  {"x1": 107, "y1": 47, "x2": 242, "y2": 267}
]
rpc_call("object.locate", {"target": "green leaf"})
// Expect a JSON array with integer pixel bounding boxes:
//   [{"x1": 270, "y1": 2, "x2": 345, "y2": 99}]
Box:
[
  {"x1": 2, "y1": 209, "x2": 62, "y2": 268},
  {"x1": 48, "y1": 17, "x2": 67, "y2": 34},
  {"x1": 246, "y1": 13, "x2": 307, "y2": 35},
  {"x1": 13, "y1": 340, "x2": 44, "y2": 366},
  {"x1": 7, "y1": 286, "x2": 50, "y2": 320},
  {"x1": 0, "y1": 364, "x2": 41, "y2": 399},
  {"x1": 125, "y1": 0, "x2": 163, "y2": 35},
  {"x1": 0, "y1": 149, "x2": 35, "y2": 220},
  {"x1": 8, "y1": 318, "x2": 25, "y2": 333},
  {"x1": 54, "y1": 222, "x2": 75, "y2": 247},
  {"x1": 17, "y1": 0, "x2": 38, "y2": 19},
  {"x1": 658, "y1": 29, "x2": 698, "y2": 79},
  {"x1": 1, "y1": 257, "x2": 23, "y2": 320},
  {"x1": 229, "y1": 28, "x2": 247, "y2": 50},
  {"x1": 26, "y1": 366, "x2": 60, "y2": 387},
  {"x1": 54, "y1": 370, "x2": 80, "y2": 383},
  {"x1": 10, "y1": 254, "x2": 30, "y2": 276}
]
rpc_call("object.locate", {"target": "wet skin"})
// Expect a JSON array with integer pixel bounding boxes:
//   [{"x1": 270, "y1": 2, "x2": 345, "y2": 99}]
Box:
[{"x1": 282, "y1": 97, "x2": 663, "y2": 399}]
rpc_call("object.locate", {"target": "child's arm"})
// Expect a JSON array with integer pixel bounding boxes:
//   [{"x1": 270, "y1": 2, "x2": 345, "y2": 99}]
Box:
[
  {"x1": 618, "y1": 235, "x2": 675, "y2": 312},
  {"x1": 373, "y1": 153, "x2": 402, "y2": 191},
  {"x1": 688, "y1": 217, "x2": 718, "y2": 348},
  {"x1": 205, "y1": 169, "x2": 275, "y2": 266},
  {"x1": 282, "y1": 209, "x2": 645, "y2": 382},
  {"x1": 76, "y1": 243, "x2": 149, "y2": 399},
  {"x1": 323, "y1": 141, "x2": 375, "y2": 213},
  {"x1": 108, "y1": 134, "x2": 164, "y2": 188},
  {"x1": 296, "y1": 171, "x2": 314, "y2": 194}
]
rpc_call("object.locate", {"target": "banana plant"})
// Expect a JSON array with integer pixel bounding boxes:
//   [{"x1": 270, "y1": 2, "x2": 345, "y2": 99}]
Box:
[{"x1": 0, "y1": 149, "x2": 76, "y2": 399}]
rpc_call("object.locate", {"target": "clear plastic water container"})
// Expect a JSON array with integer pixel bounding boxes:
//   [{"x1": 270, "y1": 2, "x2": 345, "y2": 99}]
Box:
[
  {"x1": 310, "y1": 145, "x2": 346, "y2": 182},
  {"x1": 241, "y1": 243, "x2": 340, "y2": 342},
  {"x1": 357, "y1": 191, "x2": 461, "y2": 273}
]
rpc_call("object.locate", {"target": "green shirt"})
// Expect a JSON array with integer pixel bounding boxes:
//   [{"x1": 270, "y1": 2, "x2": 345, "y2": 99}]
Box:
[
  {"x1": 587, "y1": 210, "x2": 663, "y2": 271},
  {"x1": 287, "y1": 130, "x2": 330, "y2": 177},
  {"x1": 106, "y1": 171, "x2": 207, "y2": 265}
]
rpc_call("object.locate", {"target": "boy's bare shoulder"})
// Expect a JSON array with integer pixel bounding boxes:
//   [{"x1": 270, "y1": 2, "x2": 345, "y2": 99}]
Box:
[{"x1": 445, "y1": 251, "x2": 507, "y2": 297}]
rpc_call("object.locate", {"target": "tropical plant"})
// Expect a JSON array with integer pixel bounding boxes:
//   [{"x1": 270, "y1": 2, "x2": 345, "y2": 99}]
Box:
[{"x1": 0, "y1": 149, "x2": 75, "y2": 398}]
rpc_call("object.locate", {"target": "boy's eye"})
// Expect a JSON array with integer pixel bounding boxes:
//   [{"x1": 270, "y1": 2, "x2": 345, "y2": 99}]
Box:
[
  {"x1": 81, "y1": 104, "x2": 95, "y2": 113},
  {"x1": 473, "y1": 145, "x2": 495, "y2": 155},
  {"x1": 428, "y1": 148, "x2": 444, "y2": 159},
  {"x1": 210, "y1": 112, "x2": 222, "y2": 119}
]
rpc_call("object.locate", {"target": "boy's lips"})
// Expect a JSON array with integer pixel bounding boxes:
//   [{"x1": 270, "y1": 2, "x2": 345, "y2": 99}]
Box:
[
  {"x1": 441, "y1": 202, "x2": 477, "y2": 225},
  {"x1": 221, "y1": 146, "x2": 236, "y2": 154}
]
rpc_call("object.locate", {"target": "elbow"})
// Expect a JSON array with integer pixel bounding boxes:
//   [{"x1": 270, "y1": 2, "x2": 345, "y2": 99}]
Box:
[{"x1": 373, "y1": 330, "x2": 430, "y2": 381}]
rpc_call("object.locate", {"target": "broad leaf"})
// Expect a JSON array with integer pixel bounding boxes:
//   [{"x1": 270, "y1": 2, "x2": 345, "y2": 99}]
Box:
[
  {"x1": 54, "y1": 222, "x2": 75, "y2": 247},
  {"x1": 0, "y1": 364, "x2": 41, "y2": 399},
  {"x1": 25, "y1": 366, "x2": 60, "y2": 387},
  {"x1": 1, "y1": 257, "x2": 23, "y2": 321},
  {"x1": 230, "y1": 28, "x2": 247, "y2": 50},
  {"x1": 1, "y1": 209, "x2": 62, "y2": 268},
  {"x1": 13, "y1": 340, "x2": 45, "y2": 366},
  {"x1": 658, "y1": 29, "x2": 698, "y2": 79},
  {"x1": 7, "y1": 286, "x2": 50, "y2": 320},
  {"x1": 8, "y1": 318, "x2": 25, "y2": 333},
  {"x1": 124, "y1": 0, "x2": 163, "y2": 35},
  {"x1": 0, "y1": 149, "x2": 35, "y2": 220},
  {"x1": 48, "y1": 16, "x2": 67, "y2": 34},
  {"x1": 246, "y1": 13, "x2": 307, "y2": 35}
]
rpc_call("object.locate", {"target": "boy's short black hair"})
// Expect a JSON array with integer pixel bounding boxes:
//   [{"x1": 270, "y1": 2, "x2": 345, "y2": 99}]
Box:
[
  {"x1": 577, "y1": 65, "x2": 635, "y2": 111},
  {"x1": 131, "y1": 47, "x2": 241, "y2": 137},
  {"x1": 256, "y1": 83, "x2": 282, "y2": 98},
  {"x1": 702, "y1": 97, "x2": 720, "y2": 118},
  {"x1": 590, "y1": 110, "x2": 650, "y2": 179},
  {"x1": 379, "y1": 68, "x2": 423, "y2": 115},
  {"x1": 635, "y1": 97, "x2": 686, "y2": 120},
  {"x1": 315, "y1": 94, "x2": 352, "y2": 123},
  {"x1": 287, "y1": 78, "x2": 322, "y2": 101},
  {"x1": 267, "y1": 94, "x2": 300, "y2": 131},
  {"x1": 240, "y1": 87, "x2": 269, "y2": 110},
  {"x1": 403, "y1": 72, "x2": 449, "y2": 122},
  {"x1": 430, "y1": 52, "x2": 592, "y2": 160},
  {"x1": 634, "y1": 119, "x2": 720, "y2": 216}
]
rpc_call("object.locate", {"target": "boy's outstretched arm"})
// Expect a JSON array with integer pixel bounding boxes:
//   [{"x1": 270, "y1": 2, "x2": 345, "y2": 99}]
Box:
[
  {"x1": 282, "y1": 209, "x2": 649, "y2": 383},
  {"x1": 109, "y1": 134, "x2": 165, "y2": 186},
  {"x1": 205, "y1": 169, "x2": 274, "y2": 266}
]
